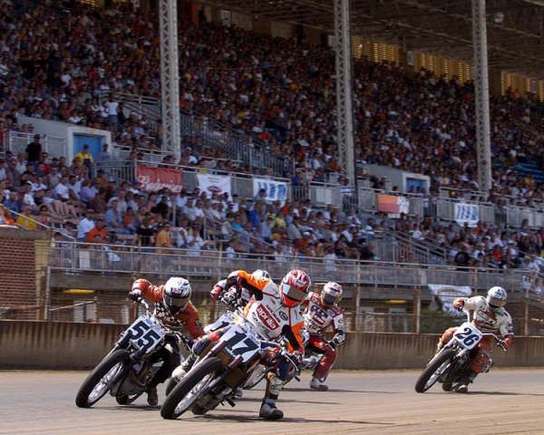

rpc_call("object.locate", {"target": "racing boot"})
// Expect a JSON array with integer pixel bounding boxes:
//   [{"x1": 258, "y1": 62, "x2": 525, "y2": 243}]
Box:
[
  {"x1": 310, "y1": 377, "x2": 329, "y2": 391},
  {"x1": 234, "y1": 387, "x2": 243, "y2": 399},
  {"x1": 146, "y1": 386, "x2": 158, "y2": 406},
  {"x1": 259, "y1": 398, "x2": 283, "y2": 420},
  {"x1": 455, "y1": 371, "x2": 477, "y2": 393}
]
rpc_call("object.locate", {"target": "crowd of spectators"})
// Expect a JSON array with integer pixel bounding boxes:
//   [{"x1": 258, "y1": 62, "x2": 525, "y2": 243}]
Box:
[
  {"x1": 2, "y1": 141, "x2": 544, "y2": 271},
  {"x1": 2, "y1": 0, "x2": 544, "y2": 272},
  {"x1": 2, "y1": 0, "x2": 544, "y2": 200}
]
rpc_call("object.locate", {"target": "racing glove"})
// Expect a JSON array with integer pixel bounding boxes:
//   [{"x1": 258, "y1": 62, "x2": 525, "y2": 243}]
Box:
[
  {"x1": 329, "y1": 333, "x2": 345, "y2": 348},
  {"x1": 128, "y1": 289, "x2": 142, "y2": 302},
  {"x1": 220, "y1": 289, "x2": 238, "y2": 309},
  {"x1": 453, "y1": 298, "x2": 465, "y2": 311},
  {"x1": 210, "y1": 279, "x2": 226, "y2": 302},
  {"x1": 502, "y1": 336, "x2": 513, "y2": 351}
]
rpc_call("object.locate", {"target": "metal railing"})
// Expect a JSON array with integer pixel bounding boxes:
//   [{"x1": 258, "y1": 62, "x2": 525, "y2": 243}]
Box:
[
  {"x1": 7, "y1": 131, "x2": 67, "y2": 159},
  {"x1": 96, "y1": 160, "x2": 292, "y2": 199},
  {"x1": 48, "y1": 241, "x2": 535, "y2": 291}
]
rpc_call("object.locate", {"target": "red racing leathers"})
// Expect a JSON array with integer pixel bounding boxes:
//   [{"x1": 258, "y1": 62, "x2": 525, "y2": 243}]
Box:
[
  {"x1": 302, "y1": 292, "x2": 346, "y2": 381},
  {"x1": 132, "y1": 278, "x2": 204, "y2": 339}
]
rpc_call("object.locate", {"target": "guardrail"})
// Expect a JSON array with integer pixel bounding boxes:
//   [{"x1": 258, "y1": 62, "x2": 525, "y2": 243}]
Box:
[
  {"x1": 48, "y1": 242, "x2": 534, "y2": 291},
  {"x1": 7, "y1": 131, "x2": 67, "y2": 159}
]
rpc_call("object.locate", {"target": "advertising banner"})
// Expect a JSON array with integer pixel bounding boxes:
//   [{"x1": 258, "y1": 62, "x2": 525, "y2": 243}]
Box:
[
  {"x1": 135, "y1": 164, "x2": 182, "y2": 193},
  {"x1": 253, "y1": 177, "x2": 289, "y2": 203},
  {"x1": 454, "y1": 202, "x2": 479, "y2": 227},
  {"x1": 197, "y1": 173, "x2": 232, "y2": 198},
  {"x1": 428, "y1": 284, "x2": 472, "y2": 315},
  {"x1": 376, "y1": 194, "x2": 409, "y2": 217}
]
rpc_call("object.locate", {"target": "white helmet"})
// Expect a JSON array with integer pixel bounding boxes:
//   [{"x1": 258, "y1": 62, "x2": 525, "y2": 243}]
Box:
[
  {"x1": 487, "y1": 286, "x2": 507, "y2": 308},
  {"x1": 322, "y1": 281, "x2": 343, "y2": 306},
  {"x1": 252, "y1": 269, "x2": 271, "y2": 280},
  {"x1": 163, "y1": 277, "x2": 192, "y2": 313}
]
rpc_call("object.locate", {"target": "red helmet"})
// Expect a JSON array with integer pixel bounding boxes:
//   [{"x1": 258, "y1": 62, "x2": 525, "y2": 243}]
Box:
[{"x1": 279, "y1": 269, "x2": 311, "y2": 307}]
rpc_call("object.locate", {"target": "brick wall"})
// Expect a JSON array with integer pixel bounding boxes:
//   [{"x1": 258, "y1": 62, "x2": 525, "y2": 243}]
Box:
[{"x1": 0, "y1": 228, "x2": 50, "y2": 320}]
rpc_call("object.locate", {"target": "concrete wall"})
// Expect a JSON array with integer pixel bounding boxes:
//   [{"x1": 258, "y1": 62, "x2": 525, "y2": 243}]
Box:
[
  {"x1": 2, "y1": 321, "x2": 544, "y2": 370},
  {"x1": 336, "y1": 332, "x2": 544, "y2": 369}
]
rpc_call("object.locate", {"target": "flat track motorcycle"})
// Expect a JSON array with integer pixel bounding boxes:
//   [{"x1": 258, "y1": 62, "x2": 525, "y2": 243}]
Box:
[{"x1": 75, "y1": 299, "x2": 190, "y2": 407}]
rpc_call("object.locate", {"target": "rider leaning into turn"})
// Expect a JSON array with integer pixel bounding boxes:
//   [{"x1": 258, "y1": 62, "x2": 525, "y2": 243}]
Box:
[
  {"x1": 237, "y1": 268, "x2": 311, "y2": 420},
  {"x1": 129, "y1": 277, "x2": 204, "y2": 406},
  {"x1": 189, "y1": 268, "x2": 311, "y2": 420},
  {"x1": 437, "y1": 286, "x2": 513, "y2": 393},
  {"x1": 302, "y1": 281, "x2": 346, "y2": 391}
]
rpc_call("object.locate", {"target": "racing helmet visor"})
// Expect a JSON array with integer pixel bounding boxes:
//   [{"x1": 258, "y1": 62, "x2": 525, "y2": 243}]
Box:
[
  {"x1": 280, "y1": 282, "x2": 307, "y2": 303},
  {"x1": 164, "y1": 293, "x2": 189, "y2": 310},
  {"x1": 488, "y1": 296, "x2": 506, "y2": 308},
  {"x1": 322, "y1": 292, "x2": 337, "y2": 306}
]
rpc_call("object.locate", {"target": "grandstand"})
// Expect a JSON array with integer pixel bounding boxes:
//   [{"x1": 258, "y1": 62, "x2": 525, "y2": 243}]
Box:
[{"x1": 0, "y1": 0, "x2": 544, "y2": 337}]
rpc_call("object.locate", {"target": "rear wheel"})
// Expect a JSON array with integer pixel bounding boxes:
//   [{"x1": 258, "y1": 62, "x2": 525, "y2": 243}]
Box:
[
  {"x1": 160, "y1": 357, "x2": 223, "y2": 419},
  {"x1": 415, "y1": 349, "x2": 455, "y2": 393},
  {"x1": 75, "y1": 349, "x2": 129, "y2": 408}
]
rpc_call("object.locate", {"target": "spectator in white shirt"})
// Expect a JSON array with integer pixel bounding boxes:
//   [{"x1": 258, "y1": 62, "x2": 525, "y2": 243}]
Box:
[
  {"x1": 77, "y1": 214, "x2": 95, "y2": 241},
  {"x1": 105, "y1": 96, "x2": 119, "y2": 127},
  {"x1": 54, "y1": 176, "x2": 70, "y2": 201}
]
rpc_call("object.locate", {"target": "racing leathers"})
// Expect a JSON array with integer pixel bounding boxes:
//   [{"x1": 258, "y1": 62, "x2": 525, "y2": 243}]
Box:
[
  {"x1": 438, "y1": 295, "x2": 513, "y2": 390},
  {"x1": 206, "y1": 271, "x2": 253, "y2": 332},
  {"x1": 130, "y1": 279, "x2": 204, "y2": 396},
  {"x1": 237, "y1": 270, "x2": 305, "y2": 415},
  {"x1": 303, "y1": 292, "x2": 345, "y2": 389}
]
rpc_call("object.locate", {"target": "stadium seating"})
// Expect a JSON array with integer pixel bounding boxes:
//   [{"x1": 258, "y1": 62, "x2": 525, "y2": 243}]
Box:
[{"x1": 1, "y1": 0, "x2": 544, "y2": 270}]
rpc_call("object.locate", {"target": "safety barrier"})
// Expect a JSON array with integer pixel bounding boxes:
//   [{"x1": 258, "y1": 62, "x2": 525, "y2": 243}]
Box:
[
  {"x1": 48, "y1": 242, "x2": 532, "y2": 291},
  {"x1": 7, "y1": 131, "x2": 67, "y2": 159},
  {"x1": 2, "y1": 320, "x2": 544, "y2": 370}
]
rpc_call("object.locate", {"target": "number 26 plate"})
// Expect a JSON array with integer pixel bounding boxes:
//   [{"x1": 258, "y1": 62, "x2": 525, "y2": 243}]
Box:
[{"x1": 453, "y1": 322, "x2": 483, "y2": 350}]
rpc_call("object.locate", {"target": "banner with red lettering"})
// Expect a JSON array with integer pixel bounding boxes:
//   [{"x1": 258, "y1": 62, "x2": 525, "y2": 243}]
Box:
[
  {"x1": 135, "y1": 164, "x2": 183, "y2": 193},
  {"x1": 376, "y1": 194, "x2": 409, "y2": 217}
]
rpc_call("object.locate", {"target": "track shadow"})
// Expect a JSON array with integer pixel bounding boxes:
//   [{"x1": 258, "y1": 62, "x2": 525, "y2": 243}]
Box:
[
  {"x1": 422, "y1": 391, "x2": 544, "y2": 397},
  {"x1": 89, "y1": 405, "x2": 160, "y2": 412},
  {"x1": 238, "y1": 397, "x2": 340, "y2": 405},
  {"x1": 193, "y1": 414, "x2": 393, "y2": 426},
  {"x1": 467, "y1": 391, "x2": 544, "y2": 397},
  {"x1": 283, "y1": 387, "x2": 398, "y2": 395}
]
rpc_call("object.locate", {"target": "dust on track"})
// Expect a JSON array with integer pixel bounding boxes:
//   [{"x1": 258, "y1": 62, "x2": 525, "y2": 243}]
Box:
[{"x1": 1, "y1": 369, "x2": 543, "y2": 435}]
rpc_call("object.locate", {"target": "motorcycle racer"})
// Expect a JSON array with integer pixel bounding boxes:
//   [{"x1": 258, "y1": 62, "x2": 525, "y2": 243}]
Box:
[
  {"x1": 436, "y1": 286, "x2": 513, "y2": 393},
  {"x1": 209, "y1": 269, "x2": 271, "y2": 310},
  {"x1": 302, "y1": 281, "x2": 346, "y2": 391},
  {"x1": 169, "y1": 270, "x2": 273, "y2": 396},
  {"x1": 232, "y1": 268, "x2": 311, "y2": 420},
  {"x1": 129, "y1": 277, "x2": 204, "y2": 405}
]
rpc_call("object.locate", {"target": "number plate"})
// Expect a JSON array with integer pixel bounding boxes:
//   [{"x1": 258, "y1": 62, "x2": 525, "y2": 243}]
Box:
[
  {"x1": 126, "y1": 316, "x2": 166, "y2": 354},
  {"x1": 220, "y1": 325, "x2": 260, "y2": 362},
  {"x1": 453, "y1": 322, "x2": 483, "y2": 350}
]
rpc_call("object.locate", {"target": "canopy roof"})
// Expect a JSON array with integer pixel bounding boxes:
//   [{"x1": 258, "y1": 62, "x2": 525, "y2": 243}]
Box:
[{"x1": 199, "y1": 0, "x2": 544, "y2": 78}]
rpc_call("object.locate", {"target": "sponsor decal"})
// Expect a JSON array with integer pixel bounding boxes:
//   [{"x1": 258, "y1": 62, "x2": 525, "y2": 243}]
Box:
[{"x1": 256, "y1": 304, "x2": 279, "y2": 330}]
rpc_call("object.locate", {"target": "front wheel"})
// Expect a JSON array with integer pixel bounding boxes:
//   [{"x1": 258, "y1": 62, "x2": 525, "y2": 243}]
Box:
[
  {"x1": 415, "y1": 349, "x2": 455, "y2": 393},
  {"x1": 75, "y1": 349, "x2": 129, "y2": 408},
  {"x1": 161, "y1": 357, "x2": 223, "y2": 420}
]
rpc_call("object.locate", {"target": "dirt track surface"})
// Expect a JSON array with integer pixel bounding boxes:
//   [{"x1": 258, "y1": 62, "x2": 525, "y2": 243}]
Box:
[{"x1": 1, "y1": 369, "x2": 543, "y2": 435}]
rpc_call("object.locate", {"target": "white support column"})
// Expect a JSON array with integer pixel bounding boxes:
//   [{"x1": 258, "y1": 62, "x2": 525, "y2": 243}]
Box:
[
  {"x1": 334, "y1": 0, "x2": 356, "y2": 186},
  {"x1": 159, "y1": 0, "x2": 181, "y2": 158},
  {"x1": 472, "y1": 0, "x2": 492, "y2": 194}
]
